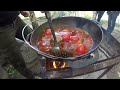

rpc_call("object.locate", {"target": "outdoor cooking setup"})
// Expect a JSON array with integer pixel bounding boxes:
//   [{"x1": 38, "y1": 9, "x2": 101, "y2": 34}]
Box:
[{"x1": 22, "y1": 12, "x2": 120, "y2": 79}]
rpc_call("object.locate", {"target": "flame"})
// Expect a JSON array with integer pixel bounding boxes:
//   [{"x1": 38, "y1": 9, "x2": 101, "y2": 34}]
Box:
[
  {"x1": 53, "y1": 61, "x2": 57, "y2": 69},
  {"x1": 53, "y1": 61, "x2": 66, "y2": 69},
  {"x1": 60, "y1": 62, "x2": 66, "y2": 68}
]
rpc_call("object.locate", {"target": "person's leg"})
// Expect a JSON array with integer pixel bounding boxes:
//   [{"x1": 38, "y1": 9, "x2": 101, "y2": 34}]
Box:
[
  {"x1": 15, "y1": 16, "x2": 33, "y2": 41},
  {"x1": 110, "y1": 13, "x2": 119, "y2": 33},
  {"x1": 107, "y1": 13, "x2": 113, "y2": 33},
  {"x1": 6, "y1": 41, "x2": 34, "y2": 79},
  {"x1": 110, "y1": 17, "x2": 116, "y2": 33},
  {"x1": 0, "y1": 65, "x2": 8, "y2": 79},
  {"x1": 97, "y1": 11, "x2": 105, "y2": 22},
  {"x1": 0, "y1": 21, "x2": 34, "y2": 79},
  {"x1": 107, "y1": 12, "x2": 119, "y2": 33}
]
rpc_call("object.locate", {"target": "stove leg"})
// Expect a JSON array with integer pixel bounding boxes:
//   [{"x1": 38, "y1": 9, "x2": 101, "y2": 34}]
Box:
[
  {"x1": 38, "y1": 56, "x2": 48, "y2": 79},
  {"x1": 97, "y1": 64, "x2": 118, "y2": 79}
]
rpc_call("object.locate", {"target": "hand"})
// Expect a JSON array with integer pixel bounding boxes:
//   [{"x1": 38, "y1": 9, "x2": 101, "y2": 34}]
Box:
[{"x1": 20, "y1": 11, "x2": 30, "y2": 17}]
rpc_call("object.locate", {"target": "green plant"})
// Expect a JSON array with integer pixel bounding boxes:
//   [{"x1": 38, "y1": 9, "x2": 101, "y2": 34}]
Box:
[{"x1": 4, "y1": 64, "x2": 17, "y2": 78}]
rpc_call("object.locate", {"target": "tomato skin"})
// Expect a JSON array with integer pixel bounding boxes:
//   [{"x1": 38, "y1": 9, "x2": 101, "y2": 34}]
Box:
[
  {"x1": 71, "y1": 36, "x2": 79, "y2": 42},
  {"x1": 38, "y1": 41, "x2": 43, "y2": 50},
  {"x1": 75, "y1": 44, "x2": 88, "y2": 55},
  {"x1": 59, "y1": 42, "x2": 64, "y2": 48},
  {"x1": 45, "y1": 29, "x2": 52, "y2": 36},
  {"x1": 62, "y1": 34, "x2": 71, "y2": 42}
]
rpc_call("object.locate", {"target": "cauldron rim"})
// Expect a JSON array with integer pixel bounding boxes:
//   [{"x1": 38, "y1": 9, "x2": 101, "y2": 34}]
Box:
[{"x1": 23, "y1": 16, "x2": 103, "y2": 61}]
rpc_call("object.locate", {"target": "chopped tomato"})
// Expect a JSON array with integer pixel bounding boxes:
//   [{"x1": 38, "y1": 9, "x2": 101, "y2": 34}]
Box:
[
  {"x1": 38, "y1": 26, "x2": 93, "y2": 57},
  {"x1": 62, "y1": 34, "x2": 71, "y2": 42},
  {"x1": 71, "y1": 36, "x2": 79, "y2": 42},
  {"x1": 45, "y1": 29, "x2": 52, "y2": 36},
  {"x1": 59, "y1": 42, "x2": 64, "y2": 48},
  {"x1": 38, "y1": 41, "x2": 43, "y2": 50},
  {"x1": 76, "y1": 33, "x2": 85, "y2": 38},
  {"x1": 76, "y1": 33, "x2": 82, "y2": 36},
  {"x1": 75, "y1": 44, "x2": 88, "y2": 55}
]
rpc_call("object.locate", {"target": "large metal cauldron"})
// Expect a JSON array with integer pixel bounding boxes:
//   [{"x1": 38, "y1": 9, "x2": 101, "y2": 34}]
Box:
[{"x1": 22, "y1": 17, "x2": 103, "y2": 61}]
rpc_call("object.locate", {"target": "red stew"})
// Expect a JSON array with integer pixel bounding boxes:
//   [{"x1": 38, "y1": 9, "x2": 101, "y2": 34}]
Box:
[{"x1": 37, "y1": 26, "x2": 93, "y2": 57}]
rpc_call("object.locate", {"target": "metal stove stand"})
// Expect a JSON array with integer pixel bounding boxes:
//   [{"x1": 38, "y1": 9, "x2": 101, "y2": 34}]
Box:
[{"x1": 38, "y1": 27, "x2": 120, "y2": 79}]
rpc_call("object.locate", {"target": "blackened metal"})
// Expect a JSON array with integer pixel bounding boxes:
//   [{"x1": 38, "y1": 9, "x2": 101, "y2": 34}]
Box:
[
  {"x1": 46, "y1": 55, "x2": 120, "y2": 78},
  {"x1": 100, "y1": 27, "x2": 120, "y2": 57},
  {"x1": 45, "y1": 28, "x2": 120, "y2": 78},
  {"x1": 97, "y1": 64, "x2": 118, "y2": 79},
  {"x1": 23, "y1": 19, "x2": 120, "y2": 79},
  {"x1": 66, "y1": 49, "x2": 99, "y2": 69},
  {"x1": 37, "y1": 56, "x2": 48, "y2": 79},
  {"x1": 30, "y1": 17, "x2": 103, "y2": 61},
  {"x1": 98, "y1": 46, "x2": 110, "y2": 58}
]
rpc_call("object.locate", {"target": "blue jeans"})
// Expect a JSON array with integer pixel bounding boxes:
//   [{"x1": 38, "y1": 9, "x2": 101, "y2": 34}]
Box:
[{"x1": 107, "y1": 12, "x2": 119, "y2": 33}]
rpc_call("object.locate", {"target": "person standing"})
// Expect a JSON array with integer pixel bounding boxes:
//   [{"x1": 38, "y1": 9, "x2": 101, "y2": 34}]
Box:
[
  {"x1": 0, "y1": 11, "x2": 39, "y2": 79},
  {"x1": 107, "y1": 11, "x2": 120, "y2": 33}
]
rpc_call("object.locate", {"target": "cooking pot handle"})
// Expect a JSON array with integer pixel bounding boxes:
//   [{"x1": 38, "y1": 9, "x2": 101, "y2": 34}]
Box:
[
  {"x1": 26, "y1": 31, "x2": 33, "y2": 43},
  {"x1": 22, "y1": 23, "x2": 39, "y2": 51}
]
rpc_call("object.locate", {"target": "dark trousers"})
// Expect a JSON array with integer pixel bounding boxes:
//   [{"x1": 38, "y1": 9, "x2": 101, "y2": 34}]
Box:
[
  {"x1": 0, "y1": 16, "x2": 34, "y2": 79},
  {"x1": 96, "y1": 11, "x2": 105, "y2": 22},
  {"x1": 107, "y1": 12, "x2": 119, "y2": 33}
]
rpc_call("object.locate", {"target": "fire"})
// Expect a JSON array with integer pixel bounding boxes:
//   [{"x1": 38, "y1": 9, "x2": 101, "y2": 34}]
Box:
[
  {"x1": 53, "y1": 61, "x2": 66, "y2": 69},
  {"x1": 46, "y1": 59, "x2": 68, "y2": 69},
  {"x1": 53, "y1": 61, "x2": 57, "y2": 69}
]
